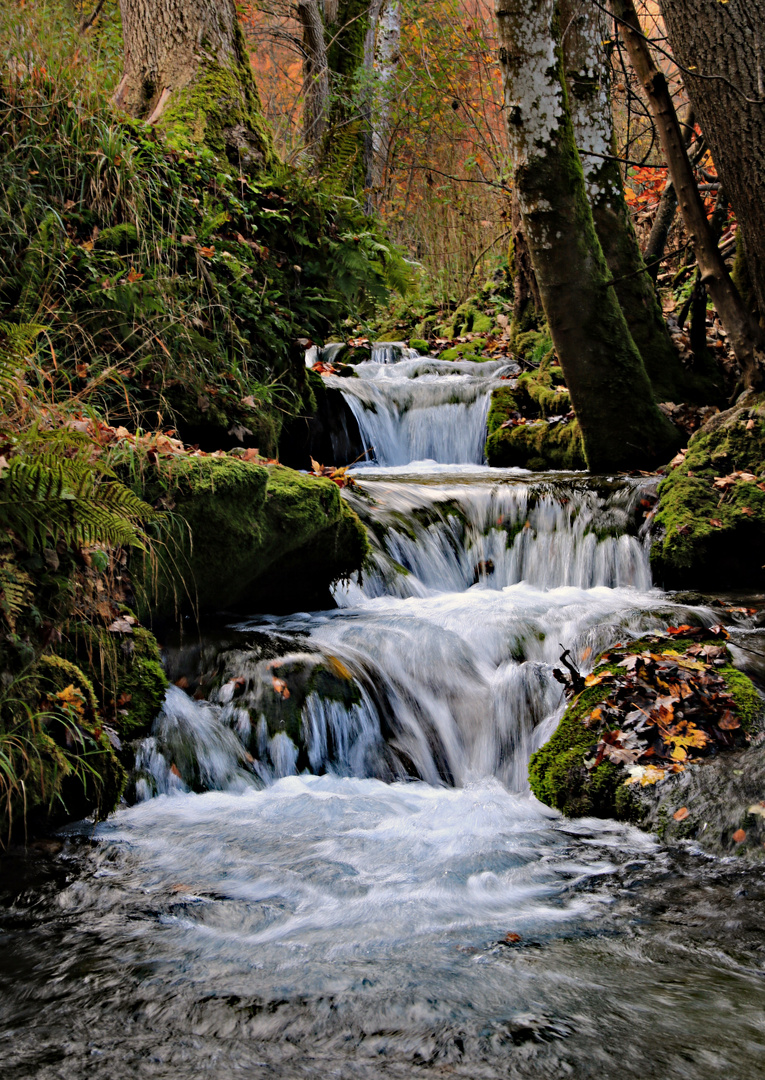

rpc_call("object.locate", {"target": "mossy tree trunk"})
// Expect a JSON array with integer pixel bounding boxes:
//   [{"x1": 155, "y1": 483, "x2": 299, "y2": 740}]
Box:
[
  {"x1": 321, "y1": 0, "x2": 377, "y2": 195},
  {"x1": 560, "y1": 0, "x2": 698, "y2": 404},
  {"x1": 114, "y1": 0, "x2": 274, "y2": 167},
  {"x1": 495, "y1": 0, "x2": 679, "y2": 471}
]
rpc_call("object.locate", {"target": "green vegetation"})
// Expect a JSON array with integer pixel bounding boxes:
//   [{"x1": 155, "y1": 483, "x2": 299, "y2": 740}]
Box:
[
  {"x1": 651, "y1": 394, "x2": 765, "y2": 588},
  {"x1": 139, "y1": 456, "x2": 369, "y2": 617}
]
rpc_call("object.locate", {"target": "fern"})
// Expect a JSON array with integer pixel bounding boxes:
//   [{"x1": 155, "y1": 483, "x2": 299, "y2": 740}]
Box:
[
  {"x1": 0, "y1": 555, "x2": 33, "y2": 632},
  {"x1": 0, "y1": 454, "x2": 154, "y2": 552}
]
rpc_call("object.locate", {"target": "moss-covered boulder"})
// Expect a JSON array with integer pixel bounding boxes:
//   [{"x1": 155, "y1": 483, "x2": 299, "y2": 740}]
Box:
[
  {"x1": 141, "y1": 457, "x2": 369, "y2": 617},
  {"x1": 486, "y1": 415, "x2": 585, "y2": 470},
  {"x1": 529, "y1": 633, "x2": 763, "y2": 834},
  {"x1": 484, "y1": 357, "x2": 585, "y2": 470},
  {"x1": 651, "y1": 393, "x2": 765, "y2": 588}
]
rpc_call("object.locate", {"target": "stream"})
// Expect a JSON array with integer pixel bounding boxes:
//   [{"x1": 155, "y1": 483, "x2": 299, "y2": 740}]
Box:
[{"x1": 2, "y1": 348, "x2": 765, "y2": 1078}]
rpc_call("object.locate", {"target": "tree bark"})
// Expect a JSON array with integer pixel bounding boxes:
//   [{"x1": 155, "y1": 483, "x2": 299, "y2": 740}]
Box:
[
  {"x1": 495, "y1": 0, "x2": 679, "y2": 471},
  {"x1": 510, "y1": 186, "x2": 542, "y2": 331},
  {"x1": 560, "y1": 0, "x2": 695, "y2": 403},
  {"x1": 297, "y1": 0, "x2": 330, "y2": 160},
  {"x1": 369, "y1": 0, "x2": 401, "y2": 189},
  {"x1": 612, "y1": 0, "x2": 765, "y2": 390},
  {"x1": 659, "y1": 0, "x2": 765, "y2": 320},
  {"x1": 114, "y1": 0, "x2": 272, "y2": 167},
  {"x1": 643, "y1": 105, "x2": 696, "y2": 282}
]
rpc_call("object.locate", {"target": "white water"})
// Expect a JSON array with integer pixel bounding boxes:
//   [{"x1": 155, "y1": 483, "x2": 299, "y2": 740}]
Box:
[
  {"x1": 8, "y1": 348, "x2": 763, "y2": 1080},
  {"x1": 324, "y1": 355, "x2": 516, "y2": 465}
]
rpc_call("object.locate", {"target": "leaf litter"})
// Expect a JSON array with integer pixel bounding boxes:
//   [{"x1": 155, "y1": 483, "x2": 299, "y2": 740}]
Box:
[{"x1": 557, "y1": 626, "x2": 751, "y2": 788}]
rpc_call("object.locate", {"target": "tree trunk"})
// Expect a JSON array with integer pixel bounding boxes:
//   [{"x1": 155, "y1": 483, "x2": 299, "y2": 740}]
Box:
[
  {"x1": 643, "y1": 105, "x2": 696, "y2": 282},
  {"x1": 659, "y1": 0, "x2": 765, "y2": 320},
  {"x1": 114, "y1": 0, "x2": 272, "y2": 167},
  {"x1": 322, "y1": 0, "x2": 376, "y2": 194},
  {"x1": 495, "y1": 0, "x2": 679, "y2": 471},
  {"x1": 510, "y1": 186, "x2": 542, "y2": 331},
  {"x1": 560, "y1": 0, "x2": 696, "y2": 403},
  {"x1": 612, "y1": 0, "x2": 765, "y2": 389},
  {"x1": 297, "y1": 0, "x2": 330, "y2": 161},
  {"x1": 369, "y1": 0, "x2": 401, "y2": 190}
]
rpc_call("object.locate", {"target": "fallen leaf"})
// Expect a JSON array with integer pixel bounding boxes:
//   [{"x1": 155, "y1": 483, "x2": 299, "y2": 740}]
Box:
[
  {"x1": 709, "y1": 518, "x2": 723, "y2": 528},
  {"x1": 732, "y1": 829, "x2": 747, "y2": 843},
  {"x1": 673, "y1": 807, "x2": 690, "y2": 821},
  {"x1": 126, "y1": 267, "x2": 143, "y2": 283},
  {"x1": 504, "y1": 932, "x2": 522, "y2": 943},
  {"x1": 107, "y1": 616, "x2": 134, "y2": 634},
  {"x1": 717, "y1": 711, "x2": 740, "y2": 730}
]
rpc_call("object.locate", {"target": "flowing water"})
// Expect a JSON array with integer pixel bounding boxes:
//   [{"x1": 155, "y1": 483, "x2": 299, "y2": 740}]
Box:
[{"x1": 2, "y1": 352, "x2": 765, "y2": 1079}]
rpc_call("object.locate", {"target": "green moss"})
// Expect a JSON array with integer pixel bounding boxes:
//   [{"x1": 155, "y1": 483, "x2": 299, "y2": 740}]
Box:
[
  {"x1": 409, "y1": 338, "x2": 429, "y2": 354},
  {"x1": 517, "y1": 368, "x2": 571, "y2": 416},
  {"x1": 486, "y1": 418, "x2": 585, "y2": 470},
  {"x1": 528, "y1": 636, "x2": 761, "y2": 821},
  {"x1": 159, "y1": 26, "x2": 274, "y2": 166},
  {"x1": 94, "y1": 224, "x2": 138, "y2": 254},
  {"x1": 486, "y1": 386, "x2": 520, "y2": 436},
  {"x1": 472, "y1": 313, "x2": 494, "y2": 334},
  {"x1": 651, "y1": 395, "x2": 765, "y2": 588},
  {"x1": 139, "y1": 457, "x2": 369, "y2": 617}
]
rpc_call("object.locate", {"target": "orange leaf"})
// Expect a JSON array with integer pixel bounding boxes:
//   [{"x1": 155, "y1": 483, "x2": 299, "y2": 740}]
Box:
[
  {"x1": 733, "y1": 829, "x2": 746, "y2": 843},
  {"x1": 673, "y1": 807, "x2": 689, "y2": 821}
]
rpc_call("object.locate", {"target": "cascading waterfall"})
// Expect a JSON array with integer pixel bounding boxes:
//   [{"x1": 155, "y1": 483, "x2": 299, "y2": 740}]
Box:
[
  {"x1": 137, "y1": 466, "x2": 697, "y2": 798},
  {"x1": 323, "y1": 355, "x2": 516, "y2": 465},
  {"x1": 8, "y1": 346, "x2": 764, "y2": 1080}
]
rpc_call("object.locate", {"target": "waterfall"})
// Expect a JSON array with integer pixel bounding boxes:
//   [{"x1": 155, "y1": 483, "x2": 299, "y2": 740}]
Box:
[
  {"x1": 133, "y1": 342, "x2": 700, "y2": 803},
  {"x1": 324, "y1": 355, "x2": 515, "y2": 465}
]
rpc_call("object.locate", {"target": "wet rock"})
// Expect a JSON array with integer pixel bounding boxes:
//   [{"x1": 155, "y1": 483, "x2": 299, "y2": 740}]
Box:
[{"x1": 651, "y1": 392, "x2": 765, "y2": 589}]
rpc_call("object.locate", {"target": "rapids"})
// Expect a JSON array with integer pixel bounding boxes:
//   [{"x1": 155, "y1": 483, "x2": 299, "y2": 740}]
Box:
[{"x1": 2, "y1": 349, "x2": 765, "y2": 1079}]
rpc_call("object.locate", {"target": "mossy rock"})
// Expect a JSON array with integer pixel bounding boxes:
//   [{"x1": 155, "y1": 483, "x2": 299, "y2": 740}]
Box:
[
  {"x1": 439, "y1": 340, "x2": 490, "y2": 362},
  {"x1": 516, "y1": 367, "x2": 571, "y2": 416},
  {"x1": 138, "y1": 456, "x2": 369, "y2": 617},
  {"x1": 64, "y1": 617, "x2": 168, "y2": 740},
  {"x1": 409, "y1": 338, "x2": 429, "y2": 355},
  {"x1": 486, "y1": 418, "x2": 585, "y2": 471},
  {"x1": 651, "y1": 393, "x2": 765, "y2": 588},
  {"x1": 529, "y1": 635, "x2": 762, "y2": 823},
  {"x1": 94, "y1": 224, "x2": 139, "y2": 254}
]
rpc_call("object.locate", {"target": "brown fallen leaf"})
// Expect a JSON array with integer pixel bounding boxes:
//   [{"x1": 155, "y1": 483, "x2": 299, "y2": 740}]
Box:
[
  {"x1": 673, "y1": 807, "x2": 690, "y2": 821},
  {"x1": 504, "y1": 932, "x2": 522, "y2": 943},
  {"x1": 709, "y1": 518, "x2": 723, "y2": 528},
  {"x1": 732, "y1": 829, "x2": 747, "y2": 843},
  {"x1": 717, "y1": 711, "x2": 740, "y2": 730}
]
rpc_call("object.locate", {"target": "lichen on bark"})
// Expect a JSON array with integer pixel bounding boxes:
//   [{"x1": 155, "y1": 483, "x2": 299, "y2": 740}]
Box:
[{"x1": 495, "y1": 0, "x2": 680, "y2": 471}]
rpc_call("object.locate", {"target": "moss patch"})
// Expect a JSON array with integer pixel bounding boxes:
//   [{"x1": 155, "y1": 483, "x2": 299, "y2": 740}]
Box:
[
  {"x1": 529, "y1": 634, "x2": 762, "y2": 822},
  {"x1": 486, "y1": 417, "x2": 585, "y2": 470},
  {"x1": 651, "y1": 394, "x2": 765, "y2": 588},
  {"x1": 139, "y1": 457, "x2": 369, "y2": 617}
]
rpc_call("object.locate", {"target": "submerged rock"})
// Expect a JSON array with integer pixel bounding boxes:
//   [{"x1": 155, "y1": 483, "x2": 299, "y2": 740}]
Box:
[{"x1": 651, "y1": 392, "x2": 765, "y2": 588}]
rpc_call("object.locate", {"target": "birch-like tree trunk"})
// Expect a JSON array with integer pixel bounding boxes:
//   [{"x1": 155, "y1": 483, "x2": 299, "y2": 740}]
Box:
[
  {"x1": 560, "y1": 0, "x2": 702, "y2": 403},
  {"x1": 114, "y1": 0, "x2": 272, "y2": 166},
  {"x1": 369, "y1": 0, "x2": 401, "y2": 189},
  {"x1": 495, "y1": 0, "x2": 678, "y2": 471}
]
